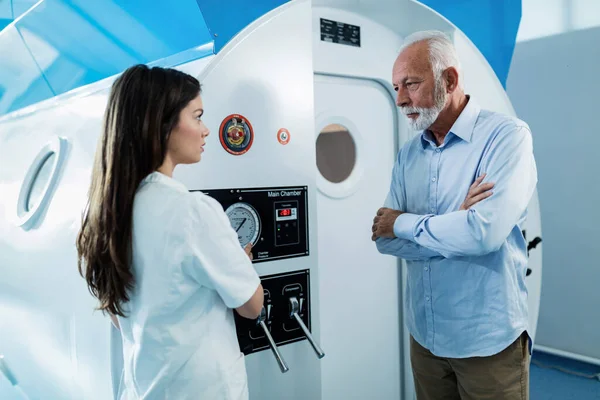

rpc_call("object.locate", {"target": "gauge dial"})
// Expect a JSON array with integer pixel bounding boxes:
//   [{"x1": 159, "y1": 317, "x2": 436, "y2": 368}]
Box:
[{"x1": 225, "y1": 202, "x2": 261, "y2": 247}]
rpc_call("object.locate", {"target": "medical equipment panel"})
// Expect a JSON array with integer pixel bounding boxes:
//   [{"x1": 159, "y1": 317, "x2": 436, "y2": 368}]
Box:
[
  {"x1": 234, "y1": 269, "x2": 324, "y2": 373},
  {"x1": 196, "y1": 186, "x2": 310, "y2": 263}
]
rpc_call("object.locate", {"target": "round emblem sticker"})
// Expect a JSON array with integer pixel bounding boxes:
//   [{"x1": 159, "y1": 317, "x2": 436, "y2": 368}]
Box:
[
  {"x1": 277, "y1": 128, "x2": 290, "y2": 145},
  {"x1": 219, "y1": 114, "x2": 254, "y2": 155}
]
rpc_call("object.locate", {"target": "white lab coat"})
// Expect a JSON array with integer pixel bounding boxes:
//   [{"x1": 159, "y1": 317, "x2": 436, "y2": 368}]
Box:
[{"x1": 115, "y1": 171, "x2": 260, "y2": 399}]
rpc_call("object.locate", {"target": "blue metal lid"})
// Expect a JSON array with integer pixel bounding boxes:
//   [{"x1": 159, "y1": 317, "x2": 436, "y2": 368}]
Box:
[{"x1": 0, "y1": 0, "x2": 289, "y2": 117}]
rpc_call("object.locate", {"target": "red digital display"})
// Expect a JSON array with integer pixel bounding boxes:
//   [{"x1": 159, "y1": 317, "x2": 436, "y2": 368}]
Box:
[{"x1": 278, "y1": 209, "x2": 292, "y2": 217}]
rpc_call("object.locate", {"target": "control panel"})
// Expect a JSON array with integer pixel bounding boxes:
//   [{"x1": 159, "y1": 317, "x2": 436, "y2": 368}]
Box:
[
  {"x1": 234, "y1": 269, "x2": 324, "y2": 372},
  {"x1": 195, "y1": 186, "x2": 309, "y2": 263},
  {"x1": 235, "y1": 270, "x2": 311, "y2": 354}
]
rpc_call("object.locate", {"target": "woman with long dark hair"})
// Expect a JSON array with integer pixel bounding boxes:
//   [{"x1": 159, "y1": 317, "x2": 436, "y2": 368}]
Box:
[{"x1": 77, "y1": 64, "x2": 263, "y2": 399}]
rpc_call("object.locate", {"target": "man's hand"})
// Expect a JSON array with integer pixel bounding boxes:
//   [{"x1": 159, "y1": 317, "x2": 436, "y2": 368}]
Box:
[
  {"x1": 460, "y1": 174, "x2": 495, "y2": 211},
  {"x1": 371, "y1": 175, "x2": 492, "y2": 242},
  {"x1": 244, "y1": 243, "x2": 254, "y2": 261},
  {"x1": 371, "y1": 208, "x2": 403, "y2": 241}
]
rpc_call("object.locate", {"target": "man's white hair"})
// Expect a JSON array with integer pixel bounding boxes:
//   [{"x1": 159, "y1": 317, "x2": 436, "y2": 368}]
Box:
[{"x1": 399, "y1": 30, "x2": 462, "y2": 86}]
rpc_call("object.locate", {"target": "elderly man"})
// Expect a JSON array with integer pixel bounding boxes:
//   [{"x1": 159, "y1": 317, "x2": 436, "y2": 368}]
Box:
[{"x1": 372, "y1": 31, "x2": 537, "y2": 400}]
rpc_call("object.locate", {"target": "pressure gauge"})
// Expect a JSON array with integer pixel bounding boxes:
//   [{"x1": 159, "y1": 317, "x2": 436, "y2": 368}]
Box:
[{"x1": 225, "y1": 202, "x2": 261, "y2": 247}]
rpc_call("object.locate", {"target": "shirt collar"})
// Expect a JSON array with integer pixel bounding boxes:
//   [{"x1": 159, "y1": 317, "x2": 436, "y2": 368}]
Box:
[
  {"x1": 420, "y1": 95, "x2": 480, "y2": 148},
  {"x1": 140, "y1": 171, "x2": 188, "y2": 193}
]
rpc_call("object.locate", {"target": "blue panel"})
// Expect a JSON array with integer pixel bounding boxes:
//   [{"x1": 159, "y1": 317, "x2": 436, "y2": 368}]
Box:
[
  {"x1": 0, "y1": 1, "x2": 12, "y2": 19},
  {"x1": 7, "y1": 72, "x2": 58, "y2": 113},
  {"x1": 148, "y1": 42, "x2": 214, "y2": 69},
  {"x1": 0, "y1": 0, "x2": 215, "y2": 116},
  {"x1": 15, "y1": 0, "x2": 213, "y2": 96},
  {"x1": 0, "y1": 0, "x2": 291, "y2": 116},
  {"x1": 418, "y1": 0, "x2": 521, "y2": 88},
  {"x1": 0, "y1": 0, "x2": 12, "y2": 30},
  {"x1": 195, "y1": 0, "x2": 290, "y2": 53},
  {"x1": 12, "y1": 0, "x2": 38, "y2": 17},
  {"x1": 0, "y1": 19, "x2": 12, "y2": 31},
  {"x1": 0, "y1": 24, "x2": 55, "y2": 116}
]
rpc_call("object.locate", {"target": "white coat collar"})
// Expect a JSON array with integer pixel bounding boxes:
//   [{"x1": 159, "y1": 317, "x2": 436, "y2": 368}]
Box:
[{"x1": 140, "y1": 171, "x2": 188, "y2": 193}]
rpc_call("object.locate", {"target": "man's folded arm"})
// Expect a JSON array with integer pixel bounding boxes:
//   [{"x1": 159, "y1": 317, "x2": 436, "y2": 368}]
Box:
[{"x1": 393, "y1": 125, "x2": 537, "y2": 259}]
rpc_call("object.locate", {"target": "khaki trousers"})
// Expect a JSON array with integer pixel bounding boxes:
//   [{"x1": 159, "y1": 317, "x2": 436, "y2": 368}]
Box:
[{"x1": 410, "y1": 332, "x2": 530, "y2": 400}]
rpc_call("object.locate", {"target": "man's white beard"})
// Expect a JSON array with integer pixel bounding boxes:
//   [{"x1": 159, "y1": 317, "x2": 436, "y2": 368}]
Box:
[{"x1": 402, "y1": 79, "x2": 448, "y2": 131}]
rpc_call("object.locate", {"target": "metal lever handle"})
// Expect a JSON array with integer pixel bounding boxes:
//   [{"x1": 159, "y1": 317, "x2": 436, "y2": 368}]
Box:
[
  {"x1": 257, "y1": 307, "x2": 289, "y2": 373},
  {"x1": 289, "y1": 297, "x2": 325, "y2": 359}
]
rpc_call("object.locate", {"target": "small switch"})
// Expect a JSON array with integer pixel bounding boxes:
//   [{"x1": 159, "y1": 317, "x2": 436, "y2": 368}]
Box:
[
  {"x1": 299, "y1": 298, "x2": 305, "y2": 313},
  {"x1": 267, "y1": 304, "x2": 272, "y2": 320}
]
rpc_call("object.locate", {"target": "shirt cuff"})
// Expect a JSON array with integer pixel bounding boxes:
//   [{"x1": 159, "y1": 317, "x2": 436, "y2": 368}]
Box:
[{"x1": 393, "y1": 213, "x2": 420, "y2": 240}]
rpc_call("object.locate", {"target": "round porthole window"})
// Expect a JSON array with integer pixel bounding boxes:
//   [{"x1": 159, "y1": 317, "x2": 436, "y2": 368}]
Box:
[
  {"x1": 25, "y1": 152, "x2": 56, "y2": 213},
  {"x1": 316, "y1": 124, "x2": 356, "y2": 183},
  {"x1": 16, "y1": 137, "x2": 68, "y2": 229},
  {"x1": 315, "y1": 117, "x2": 363, "y2": 199}
]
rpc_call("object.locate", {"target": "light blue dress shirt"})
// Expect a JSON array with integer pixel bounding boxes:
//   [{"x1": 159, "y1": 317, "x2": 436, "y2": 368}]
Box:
[{"x1": 376, "y1": 96, "x2": 537, "y2": 358}]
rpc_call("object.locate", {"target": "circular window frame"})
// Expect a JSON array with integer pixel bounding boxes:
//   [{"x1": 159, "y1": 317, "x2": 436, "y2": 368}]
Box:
[
  {"x1": 16, "y1": 136, "x2": 69, "y2": 229},
  {"x1": 315, "y1": 115, "x2": 364, "y2": 199}
]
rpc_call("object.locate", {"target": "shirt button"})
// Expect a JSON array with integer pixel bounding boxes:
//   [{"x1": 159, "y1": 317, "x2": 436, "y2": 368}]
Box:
[
  {"x1": 432, "y1": 177, "x2": 437, "y2": 182},
  {"x1": 436, "y1": 149, "x2": 440, "y2": 153},
  {"x1": 426, "y1": 296, "x2": 430, "y2": 301},
  {"x1": 424, "y1": 267, "x2": 429, "y2": 271},
  {"x1": 430, "y1": 207, "x2": 435, "y2": 212}
]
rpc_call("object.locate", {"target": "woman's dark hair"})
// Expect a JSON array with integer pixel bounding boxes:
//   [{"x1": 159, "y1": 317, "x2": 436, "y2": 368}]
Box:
[{"x1": 76, "y1": 64, "x2": 201, "y2": 316}]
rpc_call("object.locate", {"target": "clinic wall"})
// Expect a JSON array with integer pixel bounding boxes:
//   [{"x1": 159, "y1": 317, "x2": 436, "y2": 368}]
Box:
[{"x1": 506, "y1": 26, "x2": 600, "y2": 361}]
